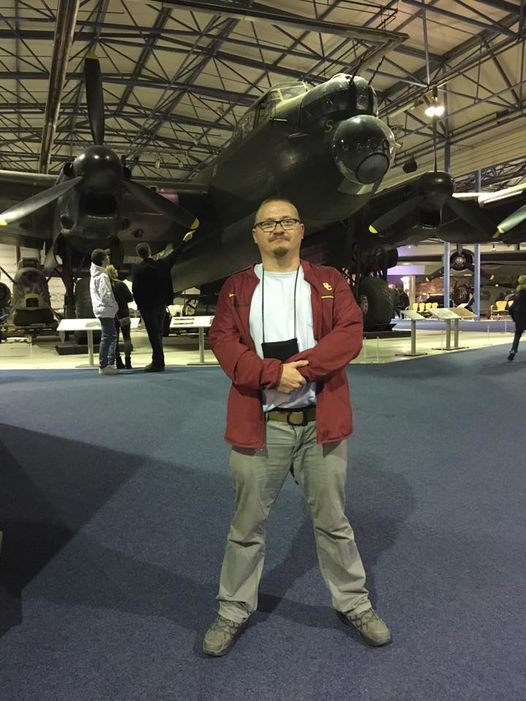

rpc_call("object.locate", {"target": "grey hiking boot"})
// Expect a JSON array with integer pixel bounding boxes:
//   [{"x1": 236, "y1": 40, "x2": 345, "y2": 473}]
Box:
[
  {"x1": 203, "y1": 615, "x2": 247, "y2": 656},
  {"x1": 340, "y1": 607, "x2": 392, "y2": 647}
]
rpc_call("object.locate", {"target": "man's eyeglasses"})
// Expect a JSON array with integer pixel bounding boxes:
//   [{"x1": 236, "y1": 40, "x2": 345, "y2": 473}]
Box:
[{"x1": 255, "y1": 218, "x2": 300, "y2": 233}]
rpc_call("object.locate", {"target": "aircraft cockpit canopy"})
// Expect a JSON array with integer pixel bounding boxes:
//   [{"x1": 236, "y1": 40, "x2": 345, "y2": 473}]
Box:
[
  {"x1": 232, "y1": 82, "x2": 310, "y2": 143},
  {"x1": 300, "y1": 74, "x2": 378, "y2": 126},
  {"x1": 270, "y1": 82, "x2": 311, "y2": 101}
]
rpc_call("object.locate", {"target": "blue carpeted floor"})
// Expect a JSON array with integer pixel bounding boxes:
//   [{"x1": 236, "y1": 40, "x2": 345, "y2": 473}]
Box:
[{"x1": 0, "y1": 347, "x2": 525, "y2": 701}]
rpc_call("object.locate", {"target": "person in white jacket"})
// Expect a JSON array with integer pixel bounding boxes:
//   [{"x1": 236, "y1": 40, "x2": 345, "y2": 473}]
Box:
[{"x1": 89, "y1": 249, "x2": 119, "y2": 375}]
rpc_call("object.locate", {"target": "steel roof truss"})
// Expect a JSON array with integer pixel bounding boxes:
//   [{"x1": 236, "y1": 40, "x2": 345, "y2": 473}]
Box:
[{"x1": 403, "y1": 0, "x2": 516, "y2": 37}]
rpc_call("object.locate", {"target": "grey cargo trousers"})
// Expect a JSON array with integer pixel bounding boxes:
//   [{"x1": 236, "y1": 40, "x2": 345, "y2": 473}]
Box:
[{"x1": 217, "y1": 419, "x2": 371, "y2": 624}]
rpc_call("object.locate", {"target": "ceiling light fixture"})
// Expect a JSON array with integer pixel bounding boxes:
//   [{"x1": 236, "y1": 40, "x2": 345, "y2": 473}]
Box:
[{"x1": 424, "y1": 86, "x2": 445, "y2": 119}]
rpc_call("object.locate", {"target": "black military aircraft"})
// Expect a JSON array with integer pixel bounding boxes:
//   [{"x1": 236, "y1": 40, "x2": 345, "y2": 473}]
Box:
[
  {"x1": 2, "y1": 58, "x2": 526, "y2": 329},
  {"x1": 155, "y1": 81, "x2": 526, "y2": 326}
]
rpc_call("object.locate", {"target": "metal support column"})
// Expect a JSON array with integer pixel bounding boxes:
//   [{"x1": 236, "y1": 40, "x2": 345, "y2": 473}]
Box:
[
  {"x1": 443, "y1": 241, "x2": 450, "y2": 308},
  {"x1": 445, "y1": 318, "x2": 452, "y2": 348},
  {"x1": 443, "y1": 91, "x2": 451, "y2": 310},
  {"x1": 408, "y1": 275, "x2": 416, "y2": 307},
  {"x1": 453, "y1": 317, "x2": 460, "y2": 347},
  {"x1": 198, "y1": 327, "x2": 205, "y2": 363},
  {"x1": 473, "y1": 169, "x2": 482, "y2": 319}
]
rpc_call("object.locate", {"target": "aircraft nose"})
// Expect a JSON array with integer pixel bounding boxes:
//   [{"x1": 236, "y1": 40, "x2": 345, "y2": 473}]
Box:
[{"x1": 332, "y1": 115, "x2": 394, "y2": 185}]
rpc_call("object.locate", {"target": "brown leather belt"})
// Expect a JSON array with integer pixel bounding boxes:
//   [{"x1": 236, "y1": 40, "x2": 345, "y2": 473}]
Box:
[{"x1": 265, "y1": 406, "x2": 316, "y2": 426}]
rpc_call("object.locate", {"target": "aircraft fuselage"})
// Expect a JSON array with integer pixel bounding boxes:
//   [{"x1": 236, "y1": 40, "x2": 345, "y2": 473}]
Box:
[{"x1": 175, "y1": 74, "x2": 395, "y2": 289}]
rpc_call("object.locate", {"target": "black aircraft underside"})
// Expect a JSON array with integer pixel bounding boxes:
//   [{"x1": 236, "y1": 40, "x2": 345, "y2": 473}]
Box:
[
  {"x1": 172, "y1": 192, "x2": 375, "y2": 292},
  {"x1": 0, "y1": 195, "x2": 189, "y2": 266},
  {"x1": 173, "y1": 171, "x2": 526, "y2": 294},
  {"x1": 366, "y1": 187, "x2": 526, "y2": 251}
]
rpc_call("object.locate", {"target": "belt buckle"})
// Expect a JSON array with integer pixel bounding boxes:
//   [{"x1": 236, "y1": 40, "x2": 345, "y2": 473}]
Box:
[{"x1": 287, "y1": 410, "x2": 307, "y2": 427}]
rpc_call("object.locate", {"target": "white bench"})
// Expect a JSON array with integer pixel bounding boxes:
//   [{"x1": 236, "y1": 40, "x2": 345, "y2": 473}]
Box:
[{"x1": 57, "y1": 317, "x2": 140, "y2": 367}]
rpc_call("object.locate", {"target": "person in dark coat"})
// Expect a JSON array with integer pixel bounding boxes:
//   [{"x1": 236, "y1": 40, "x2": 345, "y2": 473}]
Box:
[
  {"x1": 391, "y1": 286, "x2": 402, "y2": 318},
  {"x1": 132, "y1": 232, "x2": 193, "y2": 372},
  {"x1": 107, "y1": 265, "x2": 134, "y2": 370},
  {"x1": 507, "y1": 274, "x2": 526, "y2": 361},
  {"x1": 398, "y1": 287, "x2": 409, "y2": 311}
]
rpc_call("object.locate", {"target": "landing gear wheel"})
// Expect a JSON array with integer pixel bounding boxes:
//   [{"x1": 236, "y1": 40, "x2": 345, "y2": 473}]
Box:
[{"x1": 358, "y1": 277, "x2": 393, "y2": 330}]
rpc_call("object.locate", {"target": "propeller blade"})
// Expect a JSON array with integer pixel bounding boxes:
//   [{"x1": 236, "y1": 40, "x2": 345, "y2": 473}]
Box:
[
  {"x1": 43, "y1": 244, "x2": 59, "y2": 275},
  {"x1": 447, "y1": 196, "x2": 494, "y2": 235},
  {"x1": 368, "y1": 195, "x2": 424, "y2": 235},
  {"x1": 0, "y1": 177, "x2": 82, "y2": 226},
  {"x1": 495, "y1": 203, "x2": 526, "y2": 237},
  {"x1": 84, "y1": 56, "x2": 105, "y2": 145},
  {"x1": 122, "y1": 179, "x2": 199, "y2": 231},
  {"x1": 43, "y1": 231, "x2": 64, "y2": 275}
]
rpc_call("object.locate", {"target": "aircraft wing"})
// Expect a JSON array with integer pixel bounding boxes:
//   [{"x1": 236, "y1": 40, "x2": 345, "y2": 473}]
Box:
[
  {"x1": 364, "y1": 171, "x2": 526, "y2": 246},
  {"x1": 118, "y1": 182, "x2": 209, "y2": 256},
  {"x1": 0, "y1": 167, "x2": 209, "y2": 253},
  {"x1": 0, "y1": 170, "x2": 59, "y2": 247},
  {"x1": 0, "y1": 169, "x2": 57, "y2": 204}
]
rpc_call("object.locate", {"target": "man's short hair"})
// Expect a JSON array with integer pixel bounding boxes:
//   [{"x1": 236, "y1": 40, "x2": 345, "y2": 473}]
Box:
[
  {"x1": 91, "y1": 248, "x2": 110, "y2": 266},
  {"x1": 136, "y1": 242, "x2": 151, "y2": 260},
  {"x1": 253, "y1": 197, "x2": 301, "y2": 226}
]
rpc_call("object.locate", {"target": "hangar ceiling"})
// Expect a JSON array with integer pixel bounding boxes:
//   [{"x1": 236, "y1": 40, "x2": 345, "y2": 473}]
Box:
[{"x1": 0, "y1": 0, "x2": 524, "y2": 193}]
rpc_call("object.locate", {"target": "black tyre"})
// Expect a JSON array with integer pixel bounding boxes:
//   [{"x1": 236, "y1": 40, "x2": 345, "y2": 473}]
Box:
[
  {"x1": 74, "y1": 277, "x2": 94, "y2": 318},
  {"x1": 358, "y1": 277, "x2": 393, "y2": 330}
]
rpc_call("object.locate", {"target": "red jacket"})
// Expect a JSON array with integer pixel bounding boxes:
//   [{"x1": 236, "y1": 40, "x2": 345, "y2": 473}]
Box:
[{"x1": 208, "y1": 260, "x2": 363, "y2": 448}]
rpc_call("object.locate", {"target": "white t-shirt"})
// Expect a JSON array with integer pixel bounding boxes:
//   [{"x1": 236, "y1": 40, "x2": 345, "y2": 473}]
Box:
[{"x1": 249, "y1": 263, "x2": 316, "y2": 411}]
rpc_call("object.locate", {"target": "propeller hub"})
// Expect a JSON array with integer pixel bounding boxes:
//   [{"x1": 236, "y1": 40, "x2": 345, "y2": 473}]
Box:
[
  {"x1": 73, "y1": 145, "x2": 121, "y2": 192},
  {"x1": 332, "y1": 115, "x2": 395, "y2": 185},
  {"x1": 417, "y1": 170, "x2": 454, "y2": 207}
]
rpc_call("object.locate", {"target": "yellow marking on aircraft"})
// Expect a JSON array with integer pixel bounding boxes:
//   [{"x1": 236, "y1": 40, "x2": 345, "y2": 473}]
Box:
[{"x1": 369, "y1": 225, "x2": 379, "y2": 234}]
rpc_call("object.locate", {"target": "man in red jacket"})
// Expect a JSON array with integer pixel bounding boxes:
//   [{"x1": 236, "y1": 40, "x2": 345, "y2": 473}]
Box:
[{"x1": 203, "y1": 197, "x2": 391, "y2": 656}]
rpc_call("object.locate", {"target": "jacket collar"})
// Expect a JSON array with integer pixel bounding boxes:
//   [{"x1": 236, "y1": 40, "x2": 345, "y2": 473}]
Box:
[{"x1": 245, "y1": 258, "x2": 314, "y2": 281}]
